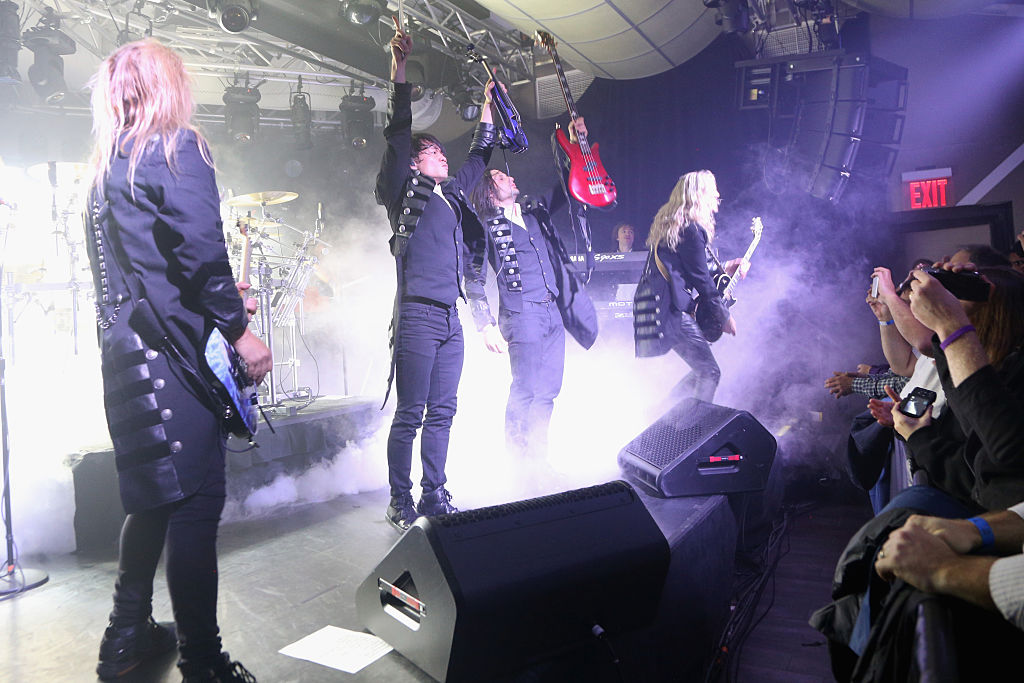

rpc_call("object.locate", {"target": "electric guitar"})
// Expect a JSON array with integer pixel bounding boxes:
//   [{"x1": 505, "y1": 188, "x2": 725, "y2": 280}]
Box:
[
  {"x1": 466, "y1": 44, "x2": 528, "y2": 154},
  {"x1": 201, "y1": 218, "x2": 259, "y2": 438},
  {"x1": 535, "y1": 30, "x2": 617, "y2": 209},
  {"x1": 696, "y1": 217, "x2": 764, "y2": 343}
]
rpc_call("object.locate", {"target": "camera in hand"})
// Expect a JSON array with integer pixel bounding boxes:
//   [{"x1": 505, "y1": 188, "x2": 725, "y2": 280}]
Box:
[
  {"x1": 898, "y1": 387, "x2": 937, "y2": 418},
  {"x1": 923, "y1": 268, "x2": 989, "y2": 302}
]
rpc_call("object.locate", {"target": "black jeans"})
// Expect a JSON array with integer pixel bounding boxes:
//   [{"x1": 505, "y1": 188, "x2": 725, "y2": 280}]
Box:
[
  {"x1": 109, "y1": 446, "x2": 226, "y2": 669},
  {"x1": 669, "y1": 312, "x2": 721, "y2": 404},
  {"x1": 386, "y1": 301, "x2": 464, "y2": 497},
  {"x1": 499, "y1": 300, "x2": 565, "y2": 457}
]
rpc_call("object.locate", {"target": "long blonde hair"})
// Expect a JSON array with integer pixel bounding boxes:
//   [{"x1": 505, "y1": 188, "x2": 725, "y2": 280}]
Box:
[
  {"x1": 646, "y1": 169, "x2": 719, "y2": 251},
  {"x1": 88, "y1": 39, "x2": 211, "y2": 197}
]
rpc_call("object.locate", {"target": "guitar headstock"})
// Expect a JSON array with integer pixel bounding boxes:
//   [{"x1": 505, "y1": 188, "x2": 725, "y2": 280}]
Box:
[
  {"x1": 465, "y1": 43, "x2": 485, "y2": 64},
  {"x1": 535, "y1": 30, "x2": 556, "y2": 53},
  {"x1": 751, "y1": 216, "x2": 763, "y2": 238}
]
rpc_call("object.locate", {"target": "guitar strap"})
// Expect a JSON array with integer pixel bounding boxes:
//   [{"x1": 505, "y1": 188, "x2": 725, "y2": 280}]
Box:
[
  {"x1": 86, "y1": 194, "x2": 224, "y2": 417},
  {"x1": 652, "y1": 243, "x2": 670, "y2": 282}
]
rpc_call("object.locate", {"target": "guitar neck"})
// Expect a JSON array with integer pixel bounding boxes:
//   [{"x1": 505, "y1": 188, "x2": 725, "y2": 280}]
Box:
[
  {"x1": 546, "y1": 45, "x2": 593, "y2": 154},
  {"x1": 721, "y1": 226, "x2": 762, "y2": 299},
  {"x1": 239, "y1": 234, "x2": 252, "y2": 294}
]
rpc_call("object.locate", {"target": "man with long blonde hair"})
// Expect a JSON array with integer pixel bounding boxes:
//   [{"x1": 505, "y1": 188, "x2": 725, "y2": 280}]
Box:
[
  {"x1": 634, "y1": 170, "x2": 747, "y2": 402},
  {"x1": 86, "y1": 39, "x2": 269, "y2": 682}
]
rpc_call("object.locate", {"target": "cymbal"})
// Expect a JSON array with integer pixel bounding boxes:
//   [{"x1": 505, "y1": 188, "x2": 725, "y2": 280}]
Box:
[
  {"x1": 27, "y1": 161, "x2": 90, "y2": 187},
  {"x1": 226, "y1": 191, "x2": 298, "y2": 207}
]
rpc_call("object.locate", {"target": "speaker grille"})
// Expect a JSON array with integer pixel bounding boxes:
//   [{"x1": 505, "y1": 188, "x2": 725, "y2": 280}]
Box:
[
  {"x1": 628, "y1": 401, "x2": 736, "y2": 468},
  {"x1": 431, "y1": 480, "x2": 635, "y2": 527}
]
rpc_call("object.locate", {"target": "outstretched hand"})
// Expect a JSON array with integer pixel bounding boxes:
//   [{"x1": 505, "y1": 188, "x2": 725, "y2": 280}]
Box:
[{"x1": 389, "y1": 18, "x2": 412, "y2": 80}]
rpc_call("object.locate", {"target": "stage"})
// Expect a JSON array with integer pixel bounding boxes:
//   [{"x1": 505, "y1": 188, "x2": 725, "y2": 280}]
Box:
[{"x1": 2, "y1": 389, "x2": 796, "y2": 682}]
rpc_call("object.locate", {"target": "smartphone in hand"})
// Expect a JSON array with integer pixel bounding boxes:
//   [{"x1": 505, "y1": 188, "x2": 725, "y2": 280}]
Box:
[{"x1": 898, "y1": 387, "x2": 938, "y2": 418}]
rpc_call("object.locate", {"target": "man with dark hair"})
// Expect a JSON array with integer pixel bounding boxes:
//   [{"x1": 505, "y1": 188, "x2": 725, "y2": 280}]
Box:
[
  {"x1": 374, "y1": 25, "x2": 495, "y2": 531},
  {"x1": 466, "y1": 123, "x2": 598, "y2": 459}
]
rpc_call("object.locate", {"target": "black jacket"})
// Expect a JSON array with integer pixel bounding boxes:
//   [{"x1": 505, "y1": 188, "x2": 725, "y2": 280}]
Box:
[
  {"x1": 634, "y1": 222, "x2": 728, "y2": 357},
  {"x1": 466, "y1": 193, "x2": 598, "y2": 349},
  {"x1": 907, "y1": 339, "x2": 1024, "y2": 511},
  {"x1": 375, "y1": 81, "x2": 494, "y2": 306}
]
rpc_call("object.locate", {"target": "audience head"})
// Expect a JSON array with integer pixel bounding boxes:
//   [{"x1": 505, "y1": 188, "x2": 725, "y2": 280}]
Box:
[
  {"x1": 969, "y1": 267, "x2": 1024, "y2": 366},
  {"x1": 951, "y1": 244, "x2": 1011, "y2": 268}
]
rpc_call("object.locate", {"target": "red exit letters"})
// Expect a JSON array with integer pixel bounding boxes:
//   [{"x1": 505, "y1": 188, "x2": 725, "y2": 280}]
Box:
[{"x1": 908, "y1": 177, "x2": 949, "y2": 209}]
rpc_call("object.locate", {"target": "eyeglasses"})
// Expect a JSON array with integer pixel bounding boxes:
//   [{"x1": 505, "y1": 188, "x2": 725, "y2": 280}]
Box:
[{"x1": 417, "y1": 146, "x2": 444, "y2": 159}]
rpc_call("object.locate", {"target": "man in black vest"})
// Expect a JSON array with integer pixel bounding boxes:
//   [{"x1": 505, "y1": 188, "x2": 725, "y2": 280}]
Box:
[
  {"x1": 467, "y1": 122, "x2": 598, "y2": 459},
  {"x1": 375, "y1": 26, "x2": 496, "y2": 531}
]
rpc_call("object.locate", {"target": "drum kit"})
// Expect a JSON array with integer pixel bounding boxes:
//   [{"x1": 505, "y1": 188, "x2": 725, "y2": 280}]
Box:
[
  {"x1": 222, "y1": 188, "x2": 332, "y2": 408},
  {"x1": 1, "y1": 160, "x2": 331, "y2": 408},
  {"x1": 1, "y1": 161, "x2": 91, "y2": 362}
]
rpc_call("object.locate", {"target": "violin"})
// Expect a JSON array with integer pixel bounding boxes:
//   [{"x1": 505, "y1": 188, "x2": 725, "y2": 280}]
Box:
[{"x1": 466, "y1": 44, "x2": 528, "y2": 154}]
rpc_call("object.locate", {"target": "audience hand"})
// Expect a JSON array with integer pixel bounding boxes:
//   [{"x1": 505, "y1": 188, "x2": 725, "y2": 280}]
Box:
[
  {"x1": 871, "y1": 266, "x2": 898, "y2": 301},
  {"x1": 868, "y1": 397, "x2": 895, "y2": 428},
  {"x1": 856, "y1": 363, "x2": 873, "y2": 375},
  {"x1": 885, "y1": 385, "x2": 932, "y2": 439},
  {"x1": 722, "y1": 315, "x2": 737, "y2": 336},
  {"x1": 907, "y1": 268, "x2": 972, "y2": 337},
  {"x1": 902, "y1": 514, "x2": 984, "y2": 554},
  {"x1": 875, "y1": 519, "x2": 959, "y2": 590},
  {"x1": 825, "y1": 371, "x2": 862, "y2": 398}
]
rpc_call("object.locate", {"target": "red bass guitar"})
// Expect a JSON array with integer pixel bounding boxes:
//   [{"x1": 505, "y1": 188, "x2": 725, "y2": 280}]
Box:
[{"x1": 535, "y1": 30, "x2": 617, "y2": 209}]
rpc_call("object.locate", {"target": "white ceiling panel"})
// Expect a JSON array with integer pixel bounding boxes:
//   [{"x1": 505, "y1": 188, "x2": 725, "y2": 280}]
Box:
[{"x1": 476, "y1": 0, "x2": 719, "y2": 79}]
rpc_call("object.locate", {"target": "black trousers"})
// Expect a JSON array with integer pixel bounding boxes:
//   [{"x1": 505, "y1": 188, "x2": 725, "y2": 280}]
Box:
[
  {"x1": 669, "y1": 312, "x2": 721, "y2": 403},
  {"x1": 109, "y1": 443, "x2": 227, "y2": 670},
  {"x1": 386, "y1": 301, "x2": 464, "y2": 497}
]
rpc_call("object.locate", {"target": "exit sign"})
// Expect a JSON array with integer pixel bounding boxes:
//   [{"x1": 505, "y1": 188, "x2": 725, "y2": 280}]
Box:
[{"x1": 902, "y1": 168, "x2": 953, "y2": 210}]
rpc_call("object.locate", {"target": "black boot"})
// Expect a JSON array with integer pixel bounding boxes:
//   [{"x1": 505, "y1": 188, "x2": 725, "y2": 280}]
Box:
[
  {"x1": 181, "y1": 652, "x2": 257, "y2": 682},
  {"x1": 96, "y1": 616, "x2": 177, "y2": 679},
  {"x1": 416, "y1": 487, "x2": 458, "y2": 516}
]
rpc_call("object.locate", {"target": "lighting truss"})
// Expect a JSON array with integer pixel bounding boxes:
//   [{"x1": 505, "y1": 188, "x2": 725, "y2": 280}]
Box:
[{"x1": 16, "y1": 0, "x2": 535, "y2": 119}]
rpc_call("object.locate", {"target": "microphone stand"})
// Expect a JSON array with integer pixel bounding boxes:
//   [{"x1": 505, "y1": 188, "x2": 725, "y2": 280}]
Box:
[{"x1": 0, "y1": 259, "x2": 49, "y2": 596}]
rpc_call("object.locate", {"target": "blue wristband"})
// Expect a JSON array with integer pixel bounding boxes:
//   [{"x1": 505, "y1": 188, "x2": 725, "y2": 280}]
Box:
[
  {"x1": 879, "y1": 319, "x2": 895, "y2": 326},
  {"x1": 967, "y1": 516, "x2": 995, "y2": 549}
]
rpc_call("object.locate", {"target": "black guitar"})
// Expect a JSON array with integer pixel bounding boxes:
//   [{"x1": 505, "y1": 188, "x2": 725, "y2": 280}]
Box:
[
  {"x1": 695, "y1": 217, "x2": 763, "y2": 343},
  {"x1": 466, "y1": 44, "x2": 528, "y2": 154}
]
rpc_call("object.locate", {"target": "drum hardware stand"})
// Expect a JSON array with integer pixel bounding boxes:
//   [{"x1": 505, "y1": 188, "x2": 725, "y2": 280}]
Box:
[{"x1": 0, "y1": 258, "x2": 49, "y2": 596}]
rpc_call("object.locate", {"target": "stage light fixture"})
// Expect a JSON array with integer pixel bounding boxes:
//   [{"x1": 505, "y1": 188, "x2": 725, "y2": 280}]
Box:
[
  {"x1": 340, "y1": 0, "x2": 385, "y2": 26},
  {"x1": 21, "y1": 22, "x2": 76, "y2": 104},
  {"x1": 217, "y1": 0, "x2": 255, "y2": 34},
  {"x1": 0, "y1": 0, "x2": 20, "y2": 85},
  {"x1": 340, "y1": 92, "x2": 375, "y2": 149},
  {"x1": 223, "y1": 81, "x2": 262, "y2": 143},
  {"x1": 453, "y1": 85, "x2": 483, "y2": 122},
  {"x1": 290, "y1": 87, "x2": 313, "y2": 150}
]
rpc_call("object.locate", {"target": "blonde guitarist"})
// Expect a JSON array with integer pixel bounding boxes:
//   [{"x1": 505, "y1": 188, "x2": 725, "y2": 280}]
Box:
[{"x1": 633, "y1": 170, "x2": 749, "y2": 403}]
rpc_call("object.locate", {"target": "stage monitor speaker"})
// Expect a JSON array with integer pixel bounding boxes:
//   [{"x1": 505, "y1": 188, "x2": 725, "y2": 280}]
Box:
[
  {"x1": 356, "y1": 481, "x2": 669, "y2": 683},
  {"x1": 617, "y1": 398, "x2": 777, "y2": 497}
]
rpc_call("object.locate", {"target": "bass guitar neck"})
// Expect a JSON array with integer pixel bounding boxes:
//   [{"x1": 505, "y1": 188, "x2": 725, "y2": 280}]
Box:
[{"x1": 536, "y1": 30, "x2": 617, "y2": 209}]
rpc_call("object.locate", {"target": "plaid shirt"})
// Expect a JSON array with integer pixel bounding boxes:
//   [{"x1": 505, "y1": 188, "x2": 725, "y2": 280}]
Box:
[{"x1": 850, "y1": 372, "x2": 909, "y2": 399}]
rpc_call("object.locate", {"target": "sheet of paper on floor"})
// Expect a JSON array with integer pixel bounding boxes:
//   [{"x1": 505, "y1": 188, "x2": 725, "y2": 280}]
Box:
[{"x1": 279, "y1": 625, "x2": 393, "y2": 674}]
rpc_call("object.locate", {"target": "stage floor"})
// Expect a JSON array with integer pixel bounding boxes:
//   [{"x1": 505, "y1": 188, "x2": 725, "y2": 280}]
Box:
[{"x1": 1, "y1": 487, "x2": 868, "y2": 682}]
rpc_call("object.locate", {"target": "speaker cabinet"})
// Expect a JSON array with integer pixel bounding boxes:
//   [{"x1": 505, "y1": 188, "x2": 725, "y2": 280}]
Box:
[
  {"x1": 617, "y1": 398, "x2": 777, "y2": 497},
  {"x1": 356, "y1": 481, "x2": 669, "y2": 682},
  {"x1": 737, "y1": 50, "x2": 908, "y2": 203}
]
